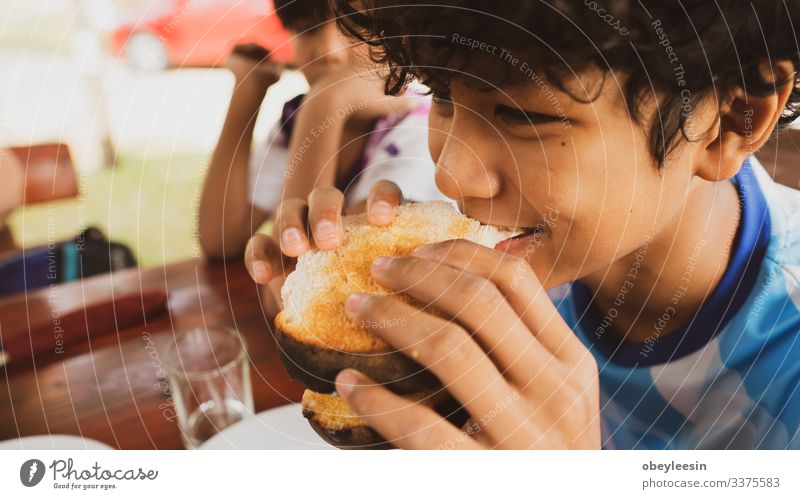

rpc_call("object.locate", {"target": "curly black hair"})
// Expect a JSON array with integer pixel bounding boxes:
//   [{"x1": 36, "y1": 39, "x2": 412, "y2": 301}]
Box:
[
  {"x1": 275, "y1": 0, "x2": 333, "y2": 30},
  {"x1": 333, "y1": 0, "x2": 800, "y2": 165}
]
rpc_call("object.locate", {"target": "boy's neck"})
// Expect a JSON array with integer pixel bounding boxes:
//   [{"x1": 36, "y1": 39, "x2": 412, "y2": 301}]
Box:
[{"x1": 581, "y1": 176, "x2": 742, "y2": 345}]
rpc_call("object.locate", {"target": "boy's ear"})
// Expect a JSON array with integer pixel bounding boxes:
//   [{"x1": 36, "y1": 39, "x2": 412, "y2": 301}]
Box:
[{"x1": 697, "y1": 60, "x2": 796, "y2": 181}]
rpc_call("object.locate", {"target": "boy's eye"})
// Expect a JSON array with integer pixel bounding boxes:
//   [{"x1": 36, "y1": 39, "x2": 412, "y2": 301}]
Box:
[
  {"x1": 431, "y1": 92, "x2": 454, "y2": 116},
  {"x1": 495, "y1": 105, "x2": 559, "y2": 126},
  {"x1": 433, "y1": 92, "x2": 451, "y2": 104},
  {"x1": 432, "y1": 92, "x2": 451, "y2": 104}
]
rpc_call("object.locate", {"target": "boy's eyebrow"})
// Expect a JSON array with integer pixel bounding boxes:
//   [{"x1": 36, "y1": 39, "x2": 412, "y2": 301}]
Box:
[
  {"x1": 445, "y1": 71, "x2": 583, "y2": 115},
  {"x1": 471, "y1": 82, "x2": 499, "y2": 93},
  {"x1": 497, "y1": 105, "x2": 559, "y2": 117},
  {"x1": 494, "y1": 87, "x2": 570, "y2": 110}
]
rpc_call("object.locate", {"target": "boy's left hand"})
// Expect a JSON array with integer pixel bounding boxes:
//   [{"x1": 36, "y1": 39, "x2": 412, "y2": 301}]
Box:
[{"x1": 335, "y1": 239, "x2": 602, "y2": 449}]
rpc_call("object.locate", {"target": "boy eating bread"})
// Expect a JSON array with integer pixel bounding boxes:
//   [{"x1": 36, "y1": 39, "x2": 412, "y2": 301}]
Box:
[{"x1": 245, "y1": 0, "x2": 800, "y2": 449}]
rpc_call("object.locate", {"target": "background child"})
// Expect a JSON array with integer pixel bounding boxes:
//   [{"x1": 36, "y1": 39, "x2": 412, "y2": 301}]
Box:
[{"x1": 198, "y1": 0, "x2": 444, "y2": 260}]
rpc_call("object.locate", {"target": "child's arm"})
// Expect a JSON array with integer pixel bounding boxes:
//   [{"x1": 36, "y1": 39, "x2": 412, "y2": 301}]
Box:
[
  {"x1": 279, "y1": 71, "x2": 404, "y2": 204},
  {"x1": 198, "y1": 44, "x2": 285, "y2": 259}
]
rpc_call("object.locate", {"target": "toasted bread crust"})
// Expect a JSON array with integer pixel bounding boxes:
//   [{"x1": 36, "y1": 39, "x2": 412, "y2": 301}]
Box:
[{"x1": 275, "y1": 325, "x2": 438, "y2": 394}]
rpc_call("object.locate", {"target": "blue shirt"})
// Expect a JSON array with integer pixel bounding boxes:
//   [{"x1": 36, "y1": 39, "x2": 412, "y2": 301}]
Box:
[{"x1": 556, "y1": 157, "x2": 800, "y2": 449}]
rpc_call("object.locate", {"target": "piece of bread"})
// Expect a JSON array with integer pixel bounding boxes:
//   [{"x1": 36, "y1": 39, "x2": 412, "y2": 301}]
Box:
[
  {"x1": 301, "y1": 389, "x2": 468, "y2": 449},
  {"x1": 302, "y1": 389, "x2": 388, "y2": 449},
  {"x1": 274, "y1": 201, "x2": 515, "y2": 393}
]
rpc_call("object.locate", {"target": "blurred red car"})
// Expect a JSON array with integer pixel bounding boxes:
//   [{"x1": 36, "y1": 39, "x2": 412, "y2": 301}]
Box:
[{"x1": 110, "y1": 0, "x2": 293, "y2": 70}]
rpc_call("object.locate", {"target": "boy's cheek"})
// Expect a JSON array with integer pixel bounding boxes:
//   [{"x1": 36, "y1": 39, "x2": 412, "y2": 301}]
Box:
[{"x1": 534, "y1": 204, "x2": 626, "y2": 283}]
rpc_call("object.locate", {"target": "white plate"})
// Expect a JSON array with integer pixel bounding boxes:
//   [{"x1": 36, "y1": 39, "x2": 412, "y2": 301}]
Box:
[
  {"x1": 0, "y1": 435, "x2": 114, "y2": 450},
  {"x1": 199, "y1": 403, "x2": 334, "y2": 450}
]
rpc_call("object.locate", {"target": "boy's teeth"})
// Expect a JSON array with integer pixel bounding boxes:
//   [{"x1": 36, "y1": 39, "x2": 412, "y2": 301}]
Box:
[{"x1": 511, "y1": 227, "x2": 543, "y2": 239}]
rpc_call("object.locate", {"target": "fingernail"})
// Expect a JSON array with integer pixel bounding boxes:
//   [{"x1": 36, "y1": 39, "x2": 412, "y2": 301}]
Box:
[
  {"x1": 336, "y1": 369, "x2": 360, "y2": 397},
  {"x1": 369, "y1": 200, "x2": 393, "y2": 223},
  {"x1": 281, "y1": 228, "x2": 303, "y2": 248},
  {"x1": 371, "y1": 256, "x2": 394, "y2": 273},
  {"x1": 346, "y1": 293, "x2": 369, "y2": 313},
  {"x1": 253, "y1": 261, "x2": 270, "y2": 281},
  {"x1": 412, "y1": 244, "x2": 433, "y2": 257},
  {"x1": 315, "y1": 220, "x2": 338, "y2": 243}
]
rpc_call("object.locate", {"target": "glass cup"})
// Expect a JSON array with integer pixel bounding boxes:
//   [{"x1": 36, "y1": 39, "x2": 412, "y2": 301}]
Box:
[{"x1": 164, "y1": 327, "x2": 254, "y2": 449}]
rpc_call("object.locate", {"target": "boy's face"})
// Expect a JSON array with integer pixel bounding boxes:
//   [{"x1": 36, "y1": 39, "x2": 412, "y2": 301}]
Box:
[
  {"x1": 428, "y1": 70, "x2": 718, "y2": 289},
  {"x1": 288, "y1": 20, "x2": 359, "y2": 85}
]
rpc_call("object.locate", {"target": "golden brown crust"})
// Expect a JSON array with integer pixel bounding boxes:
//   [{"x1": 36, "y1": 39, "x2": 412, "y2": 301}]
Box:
[
  {"x1": 274, "y1": 326, "x2": 438, "y2": 394},
  {"x1": 275, "y1": 232, "x2": 423, "y2": 353},
  {"x1": 275, "y1": 309, "x2": 389, "y2": 353}
]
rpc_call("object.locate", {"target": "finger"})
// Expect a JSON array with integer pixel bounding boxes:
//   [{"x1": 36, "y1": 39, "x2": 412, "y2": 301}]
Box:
[
  {"x1": 307, "y1": 186, "x2": 345, "y2": 250},
  {"x1": 243, "y1": 234, "x2": 283, "y2": 284},
  {"x1": 259, "y1": 276, "x2": 283, "y2": 322},
  {"x1": 274, "y1": 197, "x2": 310, "y2": 257},
  {"x1": 413, "y1": 239, "x2": 586, "y2": 360},
  {"x1": 368, "y1": 254, "x2": 555, "y2": 385},
  {"x1": 366, "y1": 179, "x2": 402, "y2": 226},
  {"x1": 345, "y1": 293, "x2": 533, "y2": 444},
  {"x1": 232, "y1": 42, "x2": 269, "y2": 61},
  {"x1": 261, "y1": 60, "x2": 287, "y2": 79},
  {"x1": 335, "y1": 369, "x2": 480, "y2": 450}
]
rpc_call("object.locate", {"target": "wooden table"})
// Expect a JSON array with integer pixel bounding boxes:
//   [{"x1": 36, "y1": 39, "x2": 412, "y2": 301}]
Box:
[{"x1": 0, "y1": 259, "x2": 303, "y2": 449}]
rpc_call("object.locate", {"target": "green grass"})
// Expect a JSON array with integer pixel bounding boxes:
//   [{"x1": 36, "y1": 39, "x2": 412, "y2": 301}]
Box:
[{"x1": 9, "y1": 151, "x2": 209, "y2": 268}]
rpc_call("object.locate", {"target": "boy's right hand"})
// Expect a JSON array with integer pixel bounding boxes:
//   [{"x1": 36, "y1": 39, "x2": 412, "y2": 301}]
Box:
[
  {"x1": 227, "y1": 43, "x2": 286, "y2": 86},
  {"x1": 244, "y1": 180, "x2": 403, "y2": 285}
]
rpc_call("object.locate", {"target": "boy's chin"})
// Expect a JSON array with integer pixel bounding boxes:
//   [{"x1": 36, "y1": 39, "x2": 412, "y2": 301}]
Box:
[{"x1": 493, "y1": 231, "x2": 561, "y2": 288}]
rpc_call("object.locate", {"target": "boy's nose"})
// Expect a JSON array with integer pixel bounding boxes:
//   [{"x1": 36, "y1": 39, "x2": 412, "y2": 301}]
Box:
[{"x1": 434, "y1": 133, "x2": 502, "y2": 202}]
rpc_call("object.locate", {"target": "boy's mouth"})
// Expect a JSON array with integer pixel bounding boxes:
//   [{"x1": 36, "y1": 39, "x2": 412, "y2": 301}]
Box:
[{"x1": 494, "y1": 225, "x2": 546, "y2": 254}]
